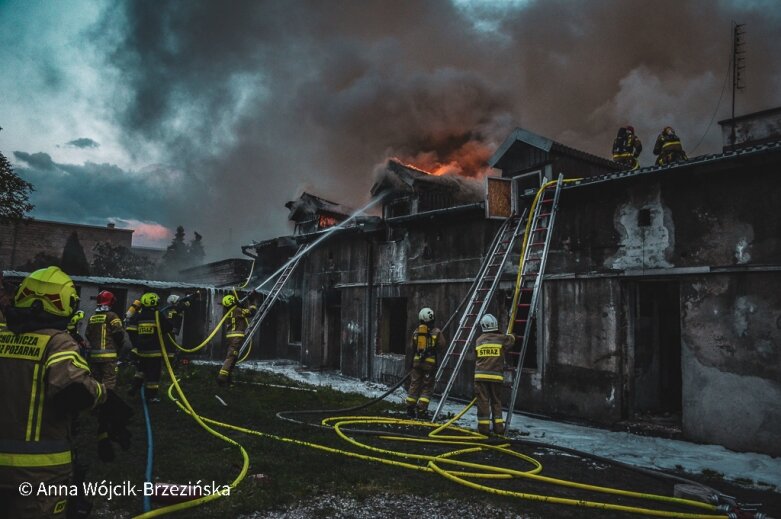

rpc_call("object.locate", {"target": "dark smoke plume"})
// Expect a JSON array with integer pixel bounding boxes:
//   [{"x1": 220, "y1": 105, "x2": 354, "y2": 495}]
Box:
[{"x1": 96, "y1": 0, "x2": 781, "y2": 252}]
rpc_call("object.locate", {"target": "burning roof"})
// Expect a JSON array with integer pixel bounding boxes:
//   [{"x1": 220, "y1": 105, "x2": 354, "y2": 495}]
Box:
[
  {"x1": 370, "y1": 159, "x2": 484, "y2": 203},
  {"x1": 285, "y1": 192, "x2": 355, "y2": 223}
]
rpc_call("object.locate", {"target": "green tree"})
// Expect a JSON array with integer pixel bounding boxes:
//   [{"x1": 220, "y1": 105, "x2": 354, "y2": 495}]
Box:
[
  {"x1": 188, "y1": 231, "x2": 205, "y2": 266},
  {"x1": 60, "y1": 231, "x2": 90, "y2": 276},
  {"x1": 16, "y1": 251, "x2": 60, "y2": 272},
  {"x1": 158, "y1": 225, "x2": 188, "y2": 279},
  {"x1": 0, "y1": 146, "x2": 34, "y2": 222},
  {"x1": 91, "y1": 242, "x2": 153, "y2": 279}
]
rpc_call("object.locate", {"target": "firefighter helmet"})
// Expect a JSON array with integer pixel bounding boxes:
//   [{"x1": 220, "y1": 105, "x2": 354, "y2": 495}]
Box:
[
  {"x1": 167, "y1": 294, "x2": 180, "y2": 305},
  {"x1": 97, "y1": 290, "x2": 116, "y2": 307},
  {"x1": 140, "y1": 292, "x2": 159, "y2": 307},
  {"x1": 626, "y1": 125, "x2": 635, "y2": 134},
  {"x1": 70, "y1": 310, "x2": 85, "y2": 326},
  {"x1": 480, "y1": 313, "x2": 499, "y2": 332},
  {"x1": 14, "y1": 266, "x2": 79, "y2": 317},
  {"x1": 418, "y1": 307, "x2": 434, "y2": 323},
  {"x1": 222, "y1": 294, "x2": 237, "y2": 307}
]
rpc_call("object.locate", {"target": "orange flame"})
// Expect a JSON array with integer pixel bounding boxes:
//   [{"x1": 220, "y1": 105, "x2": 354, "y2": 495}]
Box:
[{"x1": 393, "y1": 139, "x2": 494, "y2": 178}]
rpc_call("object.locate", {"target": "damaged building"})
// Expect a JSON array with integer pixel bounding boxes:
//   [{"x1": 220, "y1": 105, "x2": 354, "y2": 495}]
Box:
[{"x1": 243, "y1": 108, "x2": 781, "y2": 457}]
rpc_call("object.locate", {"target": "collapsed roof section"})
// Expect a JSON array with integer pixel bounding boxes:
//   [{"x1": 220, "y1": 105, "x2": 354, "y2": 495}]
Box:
[
  {"x1": 285, "y1": 192, "x2": 357, "y2": 235},
  {"x1": 371, "y1": 159, "x2": 484, "y2": 219}
]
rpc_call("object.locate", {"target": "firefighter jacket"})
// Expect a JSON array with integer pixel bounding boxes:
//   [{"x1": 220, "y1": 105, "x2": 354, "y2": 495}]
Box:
[
  {"x1": 85, "y1": 309, "x2": 124, "y2": 363},
  {"x1": 0, "y1": 328, "x2": 105, "y2": 486},
  {"x1": 653, "y1": 132, "x2": 685, "y2": 157},
  {"x1": 224, "y1": 305, "x2": 255, "y2": 340},
  {"x1": 612, "y1": 132, "x2": 642, "y2": 161},
  {"x1": 0, "y1": 309, "x2": 6, "y2": 331},
  {"x1": 411, "y1": 324, "x2": 446, "y2": 368},
  {"x1": 127, "y1": 308, "x2": 173, "y2": 357},
  {"x1": 166, "y1": 307, "x2": 184, "y2": 336},
  {"x1": 474, "y1": 332, "x2": 516, "y2": 383}
]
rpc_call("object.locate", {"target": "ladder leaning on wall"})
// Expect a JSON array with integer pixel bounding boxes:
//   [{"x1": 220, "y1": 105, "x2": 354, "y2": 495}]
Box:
[
  {"x1": 430, "y1": 210, "x2": 527, "y2": 422},
  {"x1": 236, "y1": 244, "x2": 307, "y2": 363},
  {"x1": 503, "y1": 174, "x2": 565, "y2": 429}
]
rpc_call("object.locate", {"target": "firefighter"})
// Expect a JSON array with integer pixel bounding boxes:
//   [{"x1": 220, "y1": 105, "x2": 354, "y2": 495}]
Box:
[
  {"x1": 404, "y1": 307, "x2": 446, "y2": 419},
  {"x1": 217, "y1": 293, "x2": 256, "y2": 386},
  {"x1": 0, "y1": 266, "x2": 132, "y2": 518},
  {"x1": 653, "y1": 126, "x2": 688, "y2": 166},
  {"x1": 85, "y1": 291, "x2": 125, "y2": 390},
  {"x1": 473, "y1": 314, "x2": 515, "y2": 436},
  {"x1": 127, "y1": 292, "x2": 173, "y2": 402},
  {"x1": 123, "y1": 298, "x2": 142, "y2": 343},
  {"x1": 612, "y1": 126, "x2": 643, "y2": 170},
  {"x1": 66, "y1": 310, "x2": 88, "y2": 357}
]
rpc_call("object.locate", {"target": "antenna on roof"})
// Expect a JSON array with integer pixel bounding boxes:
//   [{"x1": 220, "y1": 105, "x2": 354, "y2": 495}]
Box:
[{"x1": 730, "y1": 22, "x2": 746, "y2": 149}]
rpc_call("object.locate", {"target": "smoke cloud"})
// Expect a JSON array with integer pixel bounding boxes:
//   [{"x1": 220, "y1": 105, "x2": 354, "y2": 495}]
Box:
[{"x1": 84, "y1": 0, "x2": 781, "y2": 254}]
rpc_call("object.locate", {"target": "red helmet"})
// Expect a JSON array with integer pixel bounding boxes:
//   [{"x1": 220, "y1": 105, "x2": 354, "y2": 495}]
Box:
[
  {"x1": 626, "y1": 125, "x2": 635, "y2": 133},
  {"x1": 97, "y1": 290, "x2": 116, "y2": 306}
]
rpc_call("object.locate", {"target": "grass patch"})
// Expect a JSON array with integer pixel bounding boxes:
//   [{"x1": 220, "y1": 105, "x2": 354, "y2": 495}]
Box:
[{"x1": 74, "y1": 364, "x2": 527, "y2": 518}]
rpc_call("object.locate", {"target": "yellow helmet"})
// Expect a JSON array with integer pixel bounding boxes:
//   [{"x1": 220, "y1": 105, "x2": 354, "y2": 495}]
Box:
[
  {"x1": 140, "y1": 292, "x2": 159, "y2": 307},
  {"x1": 222, "y1": 294, "x2": 237, "y2": 307},
  {"x1": 14, "y1": 266, "x2": 79, "y2": 317}
]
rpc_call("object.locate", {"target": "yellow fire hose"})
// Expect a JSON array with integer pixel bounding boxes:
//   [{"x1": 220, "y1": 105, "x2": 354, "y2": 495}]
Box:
[
  {"x1": 165, "y1": 310, "x2": 232, "y2": 354},
  {"x1": 134, "y1": 315, "x2": 728, "y2": 519},
  {"x1": 507, "y1": 177, "x2": 580, "y2": 330}
]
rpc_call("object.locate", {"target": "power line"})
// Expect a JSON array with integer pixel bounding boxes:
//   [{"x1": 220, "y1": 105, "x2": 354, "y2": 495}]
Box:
[{"x1": 690, "y1": 50, "x2": 732, "y2": 155}]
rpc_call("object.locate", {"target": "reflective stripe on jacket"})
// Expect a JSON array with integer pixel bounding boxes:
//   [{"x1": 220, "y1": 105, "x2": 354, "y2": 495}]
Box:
[
  {"x1": 474, "y1": 332, "x2": 515, "y2": 382},
  {"x1": 86, "y1": 310, "x2": 124, "y2": 361},
  {"x1": 0, "y1": 329, "x2": 104, "y2": 483}
]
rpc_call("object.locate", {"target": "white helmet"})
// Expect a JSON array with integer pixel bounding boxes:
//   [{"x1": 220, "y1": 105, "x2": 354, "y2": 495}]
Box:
[
  {"x1": 418, "y1": 307, "x2": 434, "y2": 323},
  {"x1": 480, "y1": 313, "x2": 499, "y2": 332},
  {"x1": 167, "y1": 294, "x2": 181, "y2": 305}
]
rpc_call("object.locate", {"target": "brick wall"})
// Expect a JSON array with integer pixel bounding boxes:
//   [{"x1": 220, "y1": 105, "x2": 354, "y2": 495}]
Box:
[{"x1": 0, "y1": 219, "x2": 133, "y2": 270}]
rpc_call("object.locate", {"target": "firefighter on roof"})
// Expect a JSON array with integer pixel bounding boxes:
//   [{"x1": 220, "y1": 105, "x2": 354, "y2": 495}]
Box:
[
  {"x1": 653, "y1": 126, "x2": 688, "y2": 166},
  {"x1": 405, "y1": 307, "x2": 446, "y2": 419},
  {"x1": 473, "y1": 314, "x2": 515, "y2": 436},
  {"x1": 612, "y1": 126, "x2": 643, "y2": 170},
  {"x1": 0, "y1": 267, "x2": 131, "y2": 518},
  {"x1": 217, "y1": 293, "x2": 256, "y2": 386},
  {"x1": 127, "y1": 292, "x2": 173, "y2": 402},
  {"x1": 85, "y1": 291, "x2": 125, "y2": 390}
]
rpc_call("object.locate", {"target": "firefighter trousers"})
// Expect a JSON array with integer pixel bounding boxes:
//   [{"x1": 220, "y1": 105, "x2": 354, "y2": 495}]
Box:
[
  {"x1": 218, "y1": 338, "x2": 241, "y2": 383},
  {"x1": 89, "y1": 360, "x2": 118, "y2": 390},
  {"x1": 132, "y1": 357, "x2": 162, "y2": 399},
  {"x1": 474, "y1": 381, "x2": 505, "y2": 435},
  {"x1": 406, "y1": 363, "x2": 435, "y2": 412}
]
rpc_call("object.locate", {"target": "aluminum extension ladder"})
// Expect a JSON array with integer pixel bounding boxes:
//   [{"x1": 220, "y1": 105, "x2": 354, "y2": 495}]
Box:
[
  {"x1": 504, "y1": 174, "x2": 564, "y2": 429},
  {"x1": 430, "y1": 211, "x2": 527, "y2": 422},
  {"x1": 237, "y1": 245, "x2": 306, "y2": 361}
]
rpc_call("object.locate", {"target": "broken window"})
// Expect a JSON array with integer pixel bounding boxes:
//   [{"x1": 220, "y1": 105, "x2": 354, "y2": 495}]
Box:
[{"x1": 378, "y1": 297, "x2": 407, "y2": 355}]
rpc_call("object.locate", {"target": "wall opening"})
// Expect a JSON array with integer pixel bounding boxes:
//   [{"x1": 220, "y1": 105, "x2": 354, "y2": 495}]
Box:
[
  {"x1": 181, "y1": 295, "x2": 206, "y2": 348},
  {"x1": 323, "y1": 289, "x2": 341, "y2": 369},
  {"x1": 633, "y1": 281, "x2": 682, "y2": 422},
  {"x1": 378, "y1": 297, "x2": 407, "y2": 355},
  {"x1": 97, "y1": 286, "x2": 127, "y2": 317},
  {"x1": 288, "y1": 296, "x2": 302, "y2": 344}
]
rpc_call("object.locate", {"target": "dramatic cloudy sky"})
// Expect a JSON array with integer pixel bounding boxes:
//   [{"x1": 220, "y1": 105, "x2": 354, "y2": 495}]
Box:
[{"x1": 1, "y1": 0, "x2": 780, "y2": 257}]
